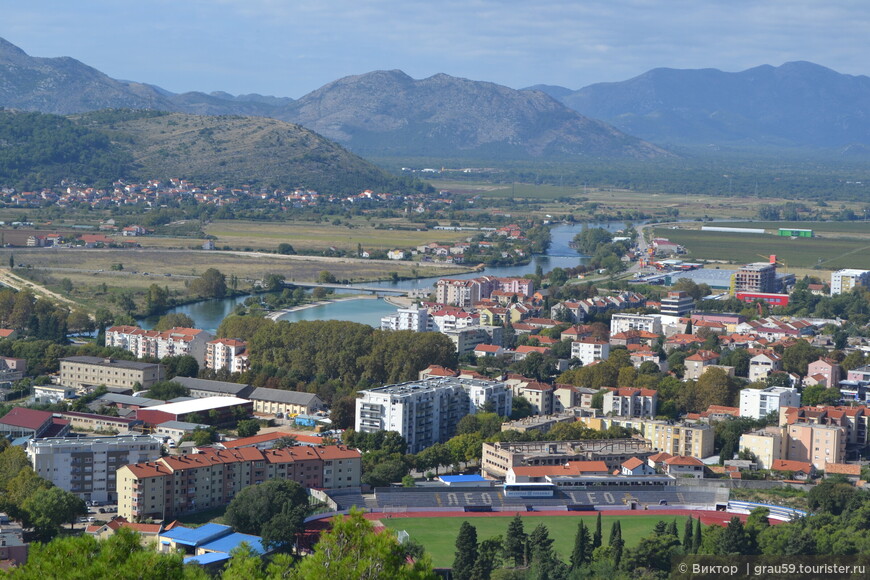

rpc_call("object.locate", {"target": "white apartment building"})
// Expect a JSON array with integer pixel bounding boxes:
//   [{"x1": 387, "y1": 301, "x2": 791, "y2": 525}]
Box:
[
  {"x1": 830, "y1": 269, "x2": 870, "y2": 295},
  {"x1": 435, "y1": 279, "x2": 484, "y2": 307},
  {"x1": 610, "y1": 314, "x2": 662, "y2": 336},
  {"x1": 105, "y1": 325, "x2": 215, "y2": 366},
  {"x1": 380, "y1": 306, "x2": 431, "y2": 332},
  {"x1": 739, "y1": 386, "x2": 801, "y2": 420},
  {"x1": 27, "y1": 435, "x2": 162, "y2": 503},
  {"x1": 603, "y1": 387, "x2": 658, "y2": 418},
  {"x1": 748, "y1": 351, "x2": 783, "y2": 382},
  {"x1": 355, "y1": 377, "x2": 512, "y2": 454},
  {"x1": 659, "y1": 291, "x2": 694, "y2": 317},
  {"x1": 571, "y1": 338, "x2": 610, "y2": 366},
  {"x1": 204, "y1": 338, "x2": 249, "y2": 373}
]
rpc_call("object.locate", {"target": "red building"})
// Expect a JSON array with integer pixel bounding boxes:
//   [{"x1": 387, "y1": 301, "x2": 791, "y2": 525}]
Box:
[{"x1": 736, "y1": 292, "x2": 790, "y2": 307}]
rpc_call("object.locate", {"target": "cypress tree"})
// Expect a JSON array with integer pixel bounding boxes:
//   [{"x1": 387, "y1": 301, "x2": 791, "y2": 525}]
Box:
[
  {"x1": 570, "y1": 520, "x2": 591, "y2": 570},
  {"x1": 504, "y1": 514, "x2": 527, "y2": 567},
  {"x1": 453, "y1": 521, "x2": 478, "y2": 580},
  {"x1": 683, "y1": 517, "x2": 694, "y2": 551},
  {"x1": 667, "y1": 519, "x2": 679, "y2": 537},
  {"x1": 692, "y1": 518, "x2": 702, "y2": 554},
  {"x1": 609, "y1": 520, "x2": 624, "y2": 567},
  {"x1": 592, "y1": 511, "x2": 602, "y2": 549}
]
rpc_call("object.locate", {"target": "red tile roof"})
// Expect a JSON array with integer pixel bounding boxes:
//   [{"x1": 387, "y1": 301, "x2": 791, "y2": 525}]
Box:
[
  {"x1": 0, "y1": 407, "x2": 52, "y2": 430},
  {"x1": 771, "y1": 459, "x2": 813, "y2": 473}
]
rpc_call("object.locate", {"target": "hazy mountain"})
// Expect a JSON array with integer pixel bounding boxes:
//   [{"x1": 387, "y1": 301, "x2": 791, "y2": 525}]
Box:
[
  {"x1": 284, "y1": 70, "x2": 669, "y2": 159},
  {"x1": 561, "y1": 62, "x2": 870, "y2": 149},
  {"x1": 523, "y1": 84, "x2": 574, "y2": 100},
  {"x1": 0, "y1": 38, "x2": 668, "y2": 161}
]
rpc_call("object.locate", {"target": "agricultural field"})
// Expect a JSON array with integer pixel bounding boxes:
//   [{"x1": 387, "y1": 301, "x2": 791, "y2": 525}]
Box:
[
  {"x1": 712, "y1": 221, "x2": 870, "y2": 237},
  {"x1": 652, "y1": 227, "x2": 870, "y2": 270},
  {"x1": 381, "y1": 514, "x2": 692, "y2": 568},
  {"x1": 203, "y1": 219, "x2": 472, "y2": 253}
]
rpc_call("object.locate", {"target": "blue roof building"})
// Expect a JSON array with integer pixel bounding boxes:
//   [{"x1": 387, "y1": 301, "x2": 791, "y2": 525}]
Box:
[
  {"x1": 159, "y1": 523, "x2": 231, "y2": 551},
  {"x1": 438, "y1": 474, "x2": 492, "y2": 487},
  {"x1": 199, "y1": 532, "x2": 265, "y2": 556}
]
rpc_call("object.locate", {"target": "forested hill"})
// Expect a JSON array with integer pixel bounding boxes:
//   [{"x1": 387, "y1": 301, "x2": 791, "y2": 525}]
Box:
[{"x1": 0, "y1": 109, "x2": 431, "y2": 194}]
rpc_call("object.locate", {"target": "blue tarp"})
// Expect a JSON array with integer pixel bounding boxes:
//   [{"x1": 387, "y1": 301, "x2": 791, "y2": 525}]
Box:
[{"x1": 161, "y1": 523, "x2": 231, "y2": 547}]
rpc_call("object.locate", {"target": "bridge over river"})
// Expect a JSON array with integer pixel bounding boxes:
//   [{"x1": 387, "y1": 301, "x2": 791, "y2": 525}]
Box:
[{"x1": 284, "y1": 282, "x2": 410, "y2": 296}]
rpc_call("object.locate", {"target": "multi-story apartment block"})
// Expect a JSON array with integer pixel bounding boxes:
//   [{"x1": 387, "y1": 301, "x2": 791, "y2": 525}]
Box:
[
  {"x1": 748, "y1": 351, "x2": 783, "y2": 382},
  {"x1": 785, "y1": 423, "x2": 845, "y2": 470},
  {"x1": 847, "y1": 365, "x2": 870, "y2": 383},
  {"x1": 205, "y1": 339, "x2": 249, "y2": 373},
  {"x1": 739, "y1": 427, "x2": 786, "y2": 470},
  {"x1": 734, "y1": 263, "x2": 777, "y2": 294},
  {"x1": 782, "y1": 405, "x2": 869, "y2": 448},
  {"x1": 27, "y1": 435, "x2": 161, "y2": 503},
  {"x1": 739, "y1": 386, "x2": 800, "y2": 420},
  {"x1": 435, "y1": 279, "x2": 484, "y2": 307},
  {"x1": 380, "y1": 306, "x2": 431, "y2": 332},
  {"x1": 570, "y1": 338, "x2": 610, "y2": 366},
  {"x1": 830, "y1": 269, "x2": 870, "y2": 295},
  {"x1": 355, "y1": 377, "x2": 512, "y2": 454},
  {"x1": 603, "y1": 388, "x2": 658, "y2": 418},
  {"x1": 116, "y1": 445, "x2": 361, "y2": 520},
  {"x1": 579, "y1": 416, "x2": 714, "y2": 459},
  {"x1": 441, "y1": 325, "x2": 503, "y2": 354},
  {"x1": 659, "y1": 291, "x2": 694, "y2": 316},
  {"x1": 105, "y1": 326, "x2": 215, "y2": 366},
  {"x1": 610, "y1": 313, "x2": 662, "y2": 336},
  {"x1": 59, "y1": 356, "x2": 164, "y2": 391},
  {"x1": 552, "y1": 385, "x2": 597, "y2": 412}
]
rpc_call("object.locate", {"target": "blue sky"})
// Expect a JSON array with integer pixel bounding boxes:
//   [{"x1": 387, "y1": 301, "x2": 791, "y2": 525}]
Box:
[{"x1": 4, "y1": 1, "x2": 868, "y2": 98}]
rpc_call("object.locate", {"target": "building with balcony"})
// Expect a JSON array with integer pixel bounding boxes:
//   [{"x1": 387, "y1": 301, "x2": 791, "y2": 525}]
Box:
[
  {"x1": 830, "y1": 269, "x2": 870, "y2": 295},
  {"x1": 739, "y1": 386, "x2": 800, "y2": 420},
  {"x1": 27, "y1": 435, "x2": 161, "y2": 503},
  {"x1": 204, "y1": 339, "x2": 249, "y2": 374}
]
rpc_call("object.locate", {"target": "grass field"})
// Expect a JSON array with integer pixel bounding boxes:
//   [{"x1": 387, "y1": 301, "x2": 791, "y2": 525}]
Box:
[
  {"x1": 712, "y1": 221, "x2": 870, "y2": 236},
  {"x1": 652, "y1": 228, "x2": 870, "y2": 270},
  {"x1": 203, "y1": 219, "x2": 471, "y2": 252},
  {"x1": 381, "y1": 514, "x2": 689, "y2": 567}
]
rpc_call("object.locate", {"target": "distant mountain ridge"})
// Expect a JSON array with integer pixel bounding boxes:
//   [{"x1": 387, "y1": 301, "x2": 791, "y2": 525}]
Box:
[
  {"x1": 0, "y1": 37, "x2": 668, "y2": 160},
  {"x1": 551, "y1": 61, "x2": 870, "y2": 149}
]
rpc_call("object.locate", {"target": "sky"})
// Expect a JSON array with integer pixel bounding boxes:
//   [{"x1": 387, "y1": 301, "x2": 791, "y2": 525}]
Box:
[{"x1": 3, "y1": 1, "x2": 868, "y2": 98}]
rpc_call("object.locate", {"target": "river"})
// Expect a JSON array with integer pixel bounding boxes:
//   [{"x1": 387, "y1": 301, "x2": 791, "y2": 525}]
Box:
[{"x1": 140, "y1": 221, "x2": 628, "y2": 331}]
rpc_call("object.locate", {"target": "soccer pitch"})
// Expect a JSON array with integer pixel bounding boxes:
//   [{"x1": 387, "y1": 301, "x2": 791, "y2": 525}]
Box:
[{"x1": 381, "y1": 514, "x2": 692, "y2": 567}]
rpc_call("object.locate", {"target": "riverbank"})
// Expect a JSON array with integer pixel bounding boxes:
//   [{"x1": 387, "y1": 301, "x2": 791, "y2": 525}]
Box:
[
  {"x1": 383, "y1": 295, "x2": 414, "y2": 308},
  {"x1": 265, "y1": 295, "x2": 377, "y2": 321}
]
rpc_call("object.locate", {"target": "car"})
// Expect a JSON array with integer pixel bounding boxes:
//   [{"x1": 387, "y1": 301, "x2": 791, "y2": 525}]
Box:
[{"x1": 98, "y1": 508, "x2": 106, "y2": 513}]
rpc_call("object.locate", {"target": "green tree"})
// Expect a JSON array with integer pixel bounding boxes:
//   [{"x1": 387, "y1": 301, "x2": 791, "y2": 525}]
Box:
[
  {"x1": 717, "y1": 517, "x2": 749, "y2": 555},
  {"x1": 22, "y1": 486, "x2": 87, "y2": 541},
  {"x1": 682, "y1": 517, "x2": 694, "y2": 552},
  {"x1": 609, "y1": 520, "x2": 624, "y2": 567},
  {"x1": 225, "y1": 480, "x2": 312, "y2": 550},
  {"x1": 317, "y1": 270, "x2": 337, "y2": 284},
  {"x1": 692, "y1": 518, "x2": 702, "y2": 554},
  {"x1": 453, "y1": 521, "x2": 479, "y2": 580},
  {"x1": 272, "y1": 435, "x2": 298, "y2": 449},
  {"x1": 144, "y1": 284, "x2": 169, "y2": 316},
  {"x1": 570, "y1": 520, "x2": 591, "y2": 570},
  {"x1": 288, "y1": 509, "x2": 436, "y2": 579},
  {"x1": 143, "y1": 380, "x2": 189, "y2": 400},
  {"x1": 277, "y1": 243, "x2": 296, "y2": 255},
  {"x1": 153, "y1": 312, "x2": 195, "y2": 331},
  {"x1": 504, "y1": 514, "x2": 527, "y2": 568},
  {"x1": 592, "y1": 511, "x2": 602, "y2": 550},
  {"x1": 190, "y1": 268, "x2": 227, "y2": 299},
  {"x1": 237, "y1": 419, "x2": 261, "y2": 437}
]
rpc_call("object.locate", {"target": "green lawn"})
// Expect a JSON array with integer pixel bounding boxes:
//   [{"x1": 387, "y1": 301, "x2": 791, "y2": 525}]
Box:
[
  {"x1": 381, "y1": 514, "x2": 691, "y2": 568},
  {"x1": 653, "y1": 228, "x2": 870, "y2": 270}
]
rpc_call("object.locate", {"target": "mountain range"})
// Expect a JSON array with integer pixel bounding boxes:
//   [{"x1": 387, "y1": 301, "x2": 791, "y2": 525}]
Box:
[{"x1": 2, "y1": 36, "x2": 868, "y2": 157}]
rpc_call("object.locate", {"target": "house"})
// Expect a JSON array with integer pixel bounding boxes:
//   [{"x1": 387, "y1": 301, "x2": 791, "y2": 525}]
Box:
[
  {"x1": 748, "y1": 351, "x2": 783, "y2": 382},
  {"x1": 621, "y1": 456, "x2": 655, "y2": 476},
  {"x1": 771, "y1": 459, "x2": 815, "y2": 480},
  {"x1": 805, "y1": 358, "x2": 841, "y2": 388},
  {"x1": 571, "y1": 338, "x2": 610, "y2": 366},
  {"x1": 824, "y1": 462, "x2": 861, "y2": 482},
  {"x1": 683, "y1": 350, "x2": 721, "y2": 380},
  {"x1": 647, "y1": 452, "x2": 672, "y2": 471},
  {"x1": 663, "y1": 455, "x2": 705, "y2": 479},
  {"x1": 474, "y1": 344, "x2": 505, "y2": 358}
]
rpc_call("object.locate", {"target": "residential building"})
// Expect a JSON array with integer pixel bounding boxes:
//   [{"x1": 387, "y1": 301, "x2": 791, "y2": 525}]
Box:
[
  {"x1": 59, "y1": 356, "x2": 164, "y2": 391},
  {"x1": 105, "y1": 326, "x2": 215, "y2": 366},
  {"x1": 474, "y1": 344, "x2": 505, "y2": 358},
  {"x1": 355, "y1": 377, "x2": 512, "y2": 454},
  {"x1": 663, "y1": 456, "x2": 705, "y2": 479},
  {"x1": 248, "y1": 387, "x2": 325, "y2": 417},
  {"x1": 786, "y1": 423, "x2": 845, "y2": 470},
  {"x1": 830, "y1": 269, "x2": 870, "y2": 295},
  {"x1": 739, "y1": 427, "x2": 787, "y2": 469},
  {"x1": 59, "y1": 411, "x2": 141, "y2": 434},
  {"x1": 441, "y1": 325, "x2": 502, "y2": 354},
  {"x1": 610, "y1": 313, "x2": 662, "y2": 335},
  {"x1": 155, "y1": 421, "x2": 212, "y2": 442},
  {"x1": 171, "y1": 376, "x2": 254, "y2": 399},
  {"x1": 620, "y1": 456, "x2": 655, "y2": 476},
  {"x1": 380, "y1": 306, "x2": 431, "y2": 332},
  {"x1": 733, "y1": 263, "x2": 777, "y2": 294},
  {"x1": 847, "y1": 365, "x2": 870, "y2": 383},
  {"x1": 824, "y1": 462, "x2": 862, "y2": 482},
  {"x1": 480, "y1": 438, "x2": 653, "y2": 479},
  {"x1": 739, "y1": 386, "x2": 800, "y2": 420},
  {"x1": 116, "y1": 445, "x2": 361, "y2": 520},
  {"x1": 806, "y1": 358, "x2": 842, "y2": 389},
  {"x1": 205, "y1": 339, "x2": 249, "y2": 374},
  {"x1": 0, "y1": 356, "x2": 25, "y2": 382},
  {"x1": 683, "y1": 350, "x2": 720, "y2": 380},
  {"x1": 659, "y1": 291, "x2": 694, "y2": 316},
  {"x1": 32, "y1": 384, "x2": 76, "y2": 404},
  {"x1": 553, "y1": 385, "x2": 596, "y2": 412},
  {"x1": 603, "y1": 388, "x2": 658, "y2": 418},
  {"x1": 771, "y1": 459, "x2": 815, "y2": 480},
  {"x1": 570, "y1": 338, "x2": 610, "y2": 366},
  {"x1": 27, "y1": 435, "x2": 161, "y2": 503},
  {"x1": 748, "y1": 351, "x2": 783, "y2": 382},
  {"x1": 578, "y1": 416, "x2": 714, "y2": 459},
  {"x1": 435, "y1": 278, "x2": 484, "y2": 307}
]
